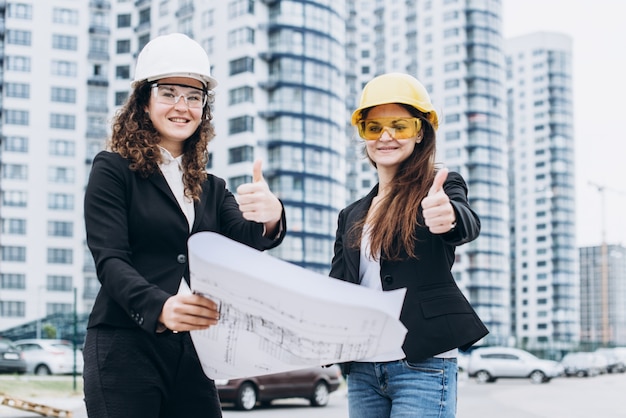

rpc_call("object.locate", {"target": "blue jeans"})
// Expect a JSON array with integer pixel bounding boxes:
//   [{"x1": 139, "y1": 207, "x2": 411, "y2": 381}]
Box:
[{"x1": 347, "y1": 358, "x2": 457, "y2": 418}]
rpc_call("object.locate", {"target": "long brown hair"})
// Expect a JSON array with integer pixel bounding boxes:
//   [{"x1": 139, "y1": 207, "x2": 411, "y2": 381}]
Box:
[
  {"x1": 351, "y1": 104, "x2": 437, "y2": 260},
  {"x1": 108, "y1": 80, "x2": 216, "y2": 201}
]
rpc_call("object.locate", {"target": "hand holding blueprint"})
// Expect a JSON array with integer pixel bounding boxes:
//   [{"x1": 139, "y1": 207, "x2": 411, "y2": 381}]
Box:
[{"x1": 187, "y1": 232, "x2": 407, "y2": 380}]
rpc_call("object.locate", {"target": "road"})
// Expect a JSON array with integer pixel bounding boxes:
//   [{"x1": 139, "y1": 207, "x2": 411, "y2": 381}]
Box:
[
  {"x1": 222, "y1": 372, "x2": 626, "y2": 418},
  {"x1": 2, "y1": 372, "x2": 626, "y2": 417}
]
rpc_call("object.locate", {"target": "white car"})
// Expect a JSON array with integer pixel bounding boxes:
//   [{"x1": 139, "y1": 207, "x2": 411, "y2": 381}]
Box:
[
  {"x1": 13, "y1": 339, "x2": 83, "y2": 375},
  {"x1": 561, "y1": 352, "x2": 607, "y2": 377},
  {"x1": 467, "y1": 346, "x2": 563, "y2": 384}
]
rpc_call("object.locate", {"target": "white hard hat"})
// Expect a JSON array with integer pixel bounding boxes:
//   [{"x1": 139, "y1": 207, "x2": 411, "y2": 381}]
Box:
[{"x1": 131, "y1": 33, "x2": 218, "y2": 89}]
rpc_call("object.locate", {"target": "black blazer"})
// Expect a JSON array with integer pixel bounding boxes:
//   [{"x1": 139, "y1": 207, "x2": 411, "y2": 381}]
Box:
[
  {"x1": 84, "y1": 151, "x2": 286, "y2": 333},
  {"x1": 329, "y1": 171, "x2": 488, "y2": 362}
]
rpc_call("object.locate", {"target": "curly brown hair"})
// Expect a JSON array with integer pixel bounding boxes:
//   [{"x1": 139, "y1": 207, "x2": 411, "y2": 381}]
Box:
[
  {"x1": 108, "y1": 80, "x2": 216, "y2": 201},
  {"x1": 350, "y1": 104, "x2": 437, "y2": 260}
]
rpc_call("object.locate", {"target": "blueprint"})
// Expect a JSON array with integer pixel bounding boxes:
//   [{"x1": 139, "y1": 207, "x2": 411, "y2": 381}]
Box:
[{"x1": 187, "y1": 231, "x2": 407, "y2": 380}]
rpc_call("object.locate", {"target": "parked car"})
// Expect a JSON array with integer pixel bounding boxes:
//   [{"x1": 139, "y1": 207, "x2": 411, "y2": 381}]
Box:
[
  {"x1": 594, "y1": 348, "x2": 626, "y2": 373},
  {"x1": 561, "y1": 352, "x2": 607, "y2": 377},
  {"x1": 0, "y1": 338, "x2": 27, "y2": 374},
  {"x1": 467, "y1": 346, "x2": 563, "y2": 384},
  {"x1": 216, "y1": 365, "x2": 343, "y2": 411},
  {"x1": 13, "y1": 339, "x2": 83, "y2": 375}
]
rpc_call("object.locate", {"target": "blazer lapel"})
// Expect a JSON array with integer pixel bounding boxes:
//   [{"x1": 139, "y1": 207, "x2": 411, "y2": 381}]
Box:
[{"x1": 344, "y1": 185, "x2": 379, "y2": 283}]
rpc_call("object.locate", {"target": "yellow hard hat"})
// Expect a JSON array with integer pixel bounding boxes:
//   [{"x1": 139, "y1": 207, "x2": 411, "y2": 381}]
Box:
[
  {"x1": 351, "y1": 73, "x2": 438, "y2": 129},
  {"x1": 132, "y1": 33, "x2": 218, "y2": 89}
]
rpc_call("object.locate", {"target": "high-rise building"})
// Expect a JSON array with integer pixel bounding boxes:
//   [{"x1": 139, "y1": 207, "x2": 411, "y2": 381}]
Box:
[
  {"x1": 506, "y1": 32, "x2": 579, "y2": 351},
  {"x1": 580, "y1": 244, "x2": 626, "y2": 347},
  {"x1": 1, "y1": 1, "x2": 92, "y2": 329}
]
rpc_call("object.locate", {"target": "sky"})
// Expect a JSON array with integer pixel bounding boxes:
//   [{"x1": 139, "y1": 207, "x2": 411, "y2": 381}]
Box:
[{"x1": 502, "y1": 0, "x2": 626, "y2": 248}]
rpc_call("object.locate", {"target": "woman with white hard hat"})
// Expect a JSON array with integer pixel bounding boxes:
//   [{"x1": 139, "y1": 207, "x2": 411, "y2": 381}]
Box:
[
  {"x1": 329, "y1": 73, "x2": 488, "y2": 417},
  {"x1": 83, "y1": 33, "x2": 286, "y2": 417}
]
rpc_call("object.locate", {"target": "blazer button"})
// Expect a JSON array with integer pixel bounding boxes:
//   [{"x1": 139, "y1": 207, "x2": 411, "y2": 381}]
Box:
[
  {"x1": 177, "y1": 254, "x2": 187, "y2": 264},
  {"x1": 383, "y1": 275, "x2": 393, "y2": 285}
]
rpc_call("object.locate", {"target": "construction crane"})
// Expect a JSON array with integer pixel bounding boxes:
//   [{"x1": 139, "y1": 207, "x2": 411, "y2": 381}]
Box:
[{"x1": 588, "y1": 181, "x2": 626, "y2": 345}]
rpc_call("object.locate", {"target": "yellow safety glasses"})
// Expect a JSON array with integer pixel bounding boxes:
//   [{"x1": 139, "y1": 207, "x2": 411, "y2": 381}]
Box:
[{"x1": 356, "y1": 117, "x2": 422, "y2": 140}]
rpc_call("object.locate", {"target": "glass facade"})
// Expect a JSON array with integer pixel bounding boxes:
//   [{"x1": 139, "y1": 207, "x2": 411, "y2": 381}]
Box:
[{"x1": 259, "y1": 1, "x2": 347, "y2": 272}]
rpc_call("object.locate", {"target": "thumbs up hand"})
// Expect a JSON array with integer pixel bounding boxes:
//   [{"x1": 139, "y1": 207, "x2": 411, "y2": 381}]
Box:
[
  {"x1": 421, "y1": 168, "x2": 457, "y2": 234},
  {"x1": 236, "y1": 159, "x2": 283, "y2": 227}
]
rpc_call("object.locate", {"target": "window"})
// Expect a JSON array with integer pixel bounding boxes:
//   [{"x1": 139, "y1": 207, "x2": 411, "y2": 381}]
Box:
[
  {"x1": 115, "y1": 91, "x2": 129, "y2": 106},
  {"x1": 116, "y1": 65, "x2": 130, "y2": 79},
  {"x1": 48, "y1": 221, "x2": 73, "y2": 237},
  {"x1": 117, "y1": 13, "x2": 131, "y2": 28},
  {"x1": 0, "y1": 301, "x2": 25, "y2": 317},
  {"x1": 138, "y1": 34, "x2": 150, "y2": 51},
  {"x1": 7, "y1": 3, "x2": 33, "y2": 19},
  {"x1": 445, "y1": 114, "x2": 460, "y2": 123},
  {"x1": 90, "y1": 38, "x2": 108, "y2": 55},
  {"x1": 1, "y1": 218, "x2": 26, "y2": 235},
  {"x1": 228, "y1": 86, "x2": 254, "y2": 105},
  {"x1": 229, "y1": 57, "x2": 254, "y2": 75},
  {"x1": 7, "y1": 30, "x2": 31, "y2": 45},
  {"x1": 228, "y1": 145, "x2": 254, "y2": 164},
  {"x1": 2, "y1": 164, "x2": 28, "y2": 180},
  {"x1": 2, "y1": 190, "x2": 27, "y2": 207},
  {"x1": 0, "y1": 273, "x2": 26, "y2": 289},
  {"x1": 1, "y1": 246, "x2": 26, "y2": 262},
  {"x1": 53, "y1": 8, "x2": 79, "y2": 24},
  {"x1": 444, "y1": 62, "x2": 460, "y2": 72},
  {"x1": 228, "y1": 0, "x2": 254, "y2": 18},
  {"x1": 444, "y1": 28, "x2": 459, "y2": 38},
  {"x1": 116, "y1": 39, "x2": 131, "y2": 54},
  {"x1": 51, "y1": 60, "x2": 78, "y2": 77},
  {"x1": 6, "y1": 56, "x2": 31, "y2": 72},
  {"x1": 3, "y1": 136, "x2": 28, "y2": 152},
  {"x1": 227, "y1": 27, "x2": 255, "y2": 47},
  {"x1": 47, "y1": 303, "x2": 72, "y2": 315},
  {"x1": 47, "y1": 275, "x2": 73, "y2": 291},
  {"x1": 47, "y1": 248, "x2": 73, "y2": 264},
  {"x1": 49, "y1": 139, "x2": 75, "y2": 156},
  {"x1": 48, "y1": 167, "x2": 75, "y2": 183},
  {"x1": 50, "y1": 114, "x2": 76, "y2": 130},
  {"x1": 4, "y1": 110, "x2": 29, "y2": 126},
  {"x1": 139, "y1": 8, "x2": 151, "y2": 25},
  {"x1": 51, "y1": 87, "x2": 76, "y2": 103},
  {"x1": 48, "y1": 193, "x2": 74, "y2": 210},
  {"x1": 444, "y1": 79, "x2": 460, "y2": 89},
  {"x1": 5, "y1": 83, "x2": 30, "y2": 99},
  {"x1": 228, "y1": 116, "x2": 254, "y2": 134},
  {"x1": 52, "y1": 35, "x2": 78, "y2": 50},
  {"x1": 202, "y1": 9, "x2": 214, "y2": 27}
]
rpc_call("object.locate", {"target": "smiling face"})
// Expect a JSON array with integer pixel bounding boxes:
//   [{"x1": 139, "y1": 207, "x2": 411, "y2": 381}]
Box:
[
  {"x1": 363, "y1": 103, "x2": 423, "y2": 178},
  {"x1": 146, "y1": 76, "x2": 205, "y2": 157}
]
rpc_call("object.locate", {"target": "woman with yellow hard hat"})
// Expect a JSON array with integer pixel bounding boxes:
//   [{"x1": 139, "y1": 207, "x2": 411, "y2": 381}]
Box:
[
  {"x1": 83, "y1": 33, "x2": 286, "y2": 417},
  {"x1": 330, "y1": 73, "x2": 488, "y2": 417}
]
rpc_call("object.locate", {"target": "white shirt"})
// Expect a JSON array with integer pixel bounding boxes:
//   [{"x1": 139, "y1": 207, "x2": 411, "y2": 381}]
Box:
[
  {"x1": 158, "y1": 147, "x2": 195, "y2": 231},
  {"x1": 358, "y1": 225, "x2": 457, "y2": 361}
]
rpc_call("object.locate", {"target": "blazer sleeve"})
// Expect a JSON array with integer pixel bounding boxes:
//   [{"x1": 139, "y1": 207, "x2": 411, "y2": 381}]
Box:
[
  {"x1": 440, "y1": 171, "x2": 481, "y2": 246},
  {"x1": 84, "y1": 152, "x2": 171, "y2": 332}
]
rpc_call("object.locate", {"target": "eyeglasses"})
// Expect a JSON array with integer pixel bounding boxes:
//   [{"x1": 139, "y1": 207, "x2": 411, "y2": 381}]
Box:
[
  {"x1": 357, "y1": 117, "x2": 422, "y2": 140},
  {"x1": 151, "y1": 83, "x2": 207, "y2": 109}
]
